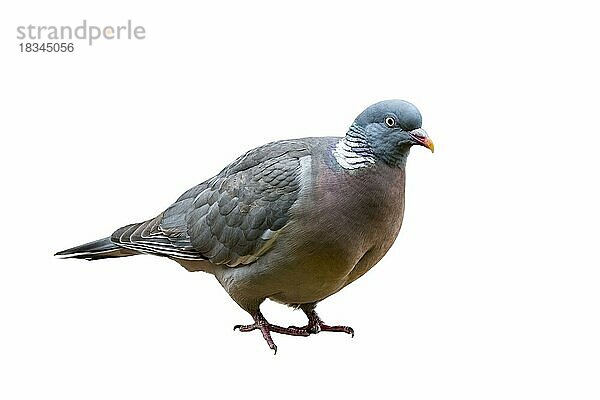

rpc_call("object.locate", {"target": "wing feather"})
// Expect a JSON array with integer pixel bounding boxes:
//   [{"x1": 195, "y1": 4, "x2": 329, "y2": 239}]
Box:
[{"x1": 110, "y1": 140, "x2": 311, "y2": 266}]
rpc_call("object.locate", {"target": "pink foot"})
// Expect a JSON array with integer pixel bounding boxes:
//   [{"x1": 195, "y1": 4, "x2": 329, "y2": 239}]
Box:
[
  {"x1": 234, "y1": 311, "x2": 310, "y2": 354},
  {"x1": 233, "y1": 307, "x2": 354, "y2": 353},
  {"x1": 290, "y1": 314, "x2": 354, "y2": 337}
]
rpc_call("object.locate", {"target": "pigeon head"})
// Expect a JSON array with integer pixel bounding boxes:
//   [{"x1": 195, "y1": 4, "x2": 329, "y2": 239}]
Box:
[{"x1": 349, "y1": 99, "x2": 434, "y2": 167}]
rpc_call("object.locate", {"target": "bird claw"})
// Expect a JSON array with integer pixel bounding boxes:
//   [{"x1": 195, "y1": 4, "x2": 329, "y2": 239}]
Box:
[
  {"x1": 288, "y1": 322, "x2": 354, "y2": 337},
  {"x1": 233, "y1": 323, "x2": 257, "y2": 332},
  {"x1": 319, "y1": 324, "x2": 354, "y2": 337},
  {"x1": 233, "y1": 312, "x2": 289, "y2": 353},
  {"x1": 234, "y1": 310, "x2": 354, "y2": 352}
]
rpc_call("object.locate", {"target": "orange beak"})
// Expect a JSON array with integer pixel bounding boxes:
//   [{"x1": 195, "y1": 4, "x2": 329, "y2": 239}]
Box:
[
  {"x1": 422, "y1": 136, "x2": 435, "y2": 153},
  {"x1": 409, "y1": 128, "x2": 435, "y2": 153}
]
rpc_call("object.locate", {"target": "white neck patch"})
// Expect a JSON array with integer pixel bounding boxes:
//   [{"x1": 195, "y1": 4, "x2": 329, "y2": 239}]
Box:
[{"x1": 332, "y1": 138, "x2": 375, "y2": 170}]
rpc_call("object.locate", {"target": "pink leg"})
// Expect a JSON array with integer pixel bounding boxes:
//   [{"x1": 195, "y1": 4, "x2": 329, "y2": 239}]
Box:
[
  {"x1": 290, "y1": 304, "x2": 354, "y2": 337},
  {"x1": 233, "y1": 305, "x2": 354, "y2": 353},
  {"x1": 234, "y1": 310, "x2": 310, "y2": 354}
]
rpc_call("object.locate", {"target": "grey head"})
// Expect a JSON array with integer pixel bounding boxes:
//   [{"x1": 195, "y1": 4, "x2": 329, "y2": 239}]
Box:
[{"x1": 347, "y1": 99, "x2": 434, "y2": 167}]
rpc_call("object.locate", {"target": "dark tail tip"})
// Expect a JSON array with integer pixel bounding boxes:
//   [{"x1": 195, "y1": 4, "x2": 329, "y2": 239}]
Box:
[{"x1": 55, "y1": 237, "x2": 136, "y2": 260}]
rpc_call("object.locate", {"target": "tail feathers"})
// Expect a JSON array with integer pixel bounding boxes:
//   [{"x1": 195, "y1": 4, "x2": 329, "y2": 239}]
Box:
[{"x1": 55, "y1": 237, "x2": 139, "y2": 261}]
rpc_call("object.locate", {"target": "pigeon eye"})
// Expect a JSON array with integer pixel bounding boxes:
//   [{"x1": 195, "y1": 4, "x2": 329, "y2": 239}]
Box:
[{"x1": 385, "y1": 117, "x2": 396, "y2": 128}]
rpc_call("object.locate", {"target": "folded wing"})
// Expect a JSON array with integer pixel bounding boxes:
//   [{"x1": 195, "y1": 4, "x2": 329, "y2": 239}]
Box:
[{"x1": 111, "y1": 140, "x2": 311, "y2": 266}]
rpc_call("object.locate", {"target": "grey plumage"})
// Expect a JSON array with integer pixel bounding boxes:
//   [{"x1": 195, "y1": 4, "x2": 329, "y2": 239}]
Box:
[
  {"x1": 56, "y1": 99, "x2": 434, "y2": 353},
  {"x1": 55, "y1": 237, "x2": 138, "y2": 260}
]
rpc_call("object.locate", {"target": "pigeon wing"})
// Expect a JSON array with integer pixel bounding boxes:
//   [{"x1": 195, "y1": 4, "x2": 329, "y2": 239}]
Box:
[{"x1": 111, "y1": 140, "x2": 311, "y2": 266}]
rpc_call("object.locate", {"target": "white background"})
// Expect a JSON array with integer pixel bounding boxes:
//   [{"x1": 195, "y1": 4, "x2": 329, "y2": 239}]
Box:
[{"x1": 1, "y1": 1, "x2": 599, "y2": 399}]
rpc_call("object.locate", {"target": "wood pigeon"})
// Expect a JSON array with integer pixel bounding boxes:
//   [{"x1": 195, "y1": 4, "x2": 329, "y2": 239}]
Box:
[{"x1": 56, "y1": 99, "x2": 434, "y2": 353}]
